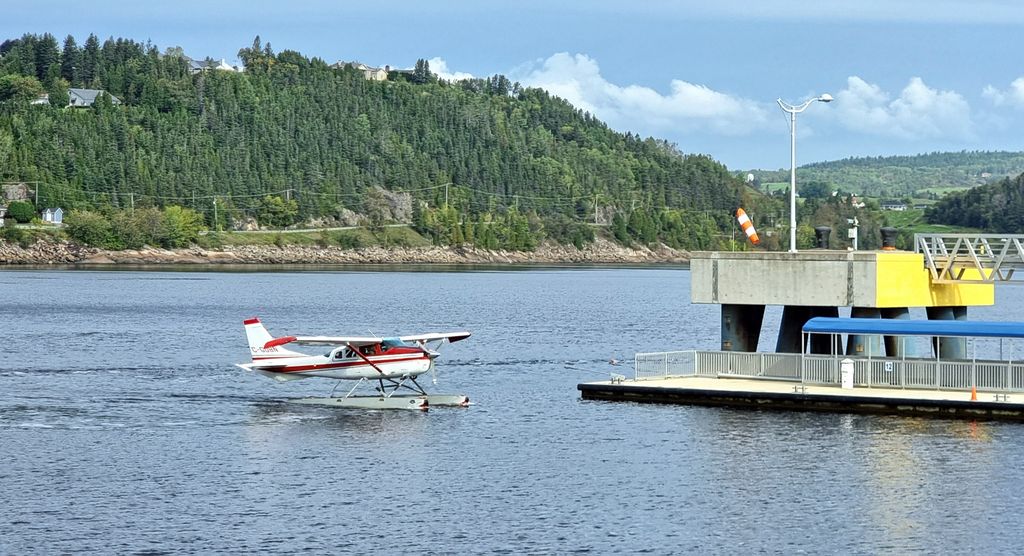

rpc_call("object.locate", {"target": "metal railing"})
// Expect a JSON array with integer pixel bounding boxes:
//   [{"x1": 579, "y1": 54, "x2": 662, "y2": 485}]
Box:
[
  {"x1": 915, "y1": 233, "x2": 1024, "y2": 283},
  {"x1": 634, "y1": 349, "x2": 1024, "y2": 393},
  {"x1": 634, "y1": 351, "x2": 695, "y2": 380}
]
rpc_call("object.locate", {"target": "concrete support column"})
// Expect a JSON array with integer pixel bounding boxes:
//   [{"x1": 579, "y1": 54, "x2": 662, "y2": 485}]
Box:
[
  {"x1": 846, "y1": 307, "x2": 882, "y2": 357},
  {"x1": 777, "y1": 305, "x2": 839, "y2": 354},
  {"x1": 927, "y1": 306, "x2": 967, "y2": 359},
  {"x1": 881, "y1": 307, "x2": 911, "y2": 358},
  {"x1": 721, "y1": 304, "x2": 765, "y2": 352}
]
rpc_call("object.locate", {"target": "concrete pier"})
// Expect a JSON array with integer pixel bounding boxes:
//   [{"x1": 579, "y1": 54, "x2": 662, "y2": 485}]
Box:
[
  {"x1": 691, "y1": 250, "x2": 994, "y2": 356},
  {"x1": 927, "y1": 306, "x2": 968, "y2": 359},
  {"x1": 880, "y1": 307, "x2": 911, "y2": 357},
  {"x1": 721, "y1": 304, "x2": 764, "y2": 352},
  {"x1": 777, "y1": 305, "x2": 838, "y2": 353},
  {"x1": 846, "y1": 307, "x2": 882, "y2": 356},
  {"x1": 578, "y1": 249, "x2": 1007, "y2": 421}
]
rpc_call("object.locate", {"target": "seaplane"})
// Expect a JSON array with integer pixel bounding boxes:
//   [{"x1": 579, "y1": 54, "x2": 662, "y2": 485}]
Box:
[{"x1": 237, "y1": 317, "x2": 471, "y2": 410}]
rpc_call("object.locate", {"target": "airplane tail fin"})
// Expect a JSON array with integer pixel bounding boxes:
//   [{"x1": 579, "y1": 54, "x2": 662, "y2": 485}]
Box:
[{"x1": 244, "y1": 317, "x2": 302, "y2": 360}]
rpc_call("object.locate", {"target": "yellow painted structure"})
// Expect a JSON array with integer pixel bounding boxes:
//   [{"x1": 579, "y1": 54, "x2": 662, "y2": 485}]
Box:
[
  {"x1": 691, "y1": 250, "x2": 994, "y2": 308},
  {"x1": 874, "y1": 252, "x2": 993, "y2": 308}
]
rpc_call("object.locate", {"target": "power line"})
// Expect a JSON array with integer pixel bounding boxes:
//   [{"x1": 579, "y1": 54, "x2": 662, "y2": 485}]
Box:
[{"x1": 23, "y1": 180, "x2": 744, "y2": 223}]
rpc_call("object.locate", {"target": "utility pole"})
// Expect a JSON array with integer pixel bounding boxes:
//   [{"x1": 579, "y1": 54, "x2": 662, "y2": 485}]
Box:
[
  {"x1": 593, "y1": 194, "x2": 598, "y2": 225},
  {"x1": 130, "y1": 193, "x2": 135, "y2": 215},
  {"x1": 445, "y1": 183, "x2": 449, "y2": 207},
  {"x1": 34, "y1": 184, "x2": 38, "y2": 207},
  {"x1": 213, "y1": 198, "x2": 218, "y2": 231}
]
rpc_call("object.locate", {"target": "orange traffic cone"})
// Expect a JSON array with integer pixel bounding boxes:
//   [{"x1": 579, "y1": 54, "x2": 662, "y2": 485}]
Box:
[{"x1": 971, "y1": 386, "x2": 978, "y2": 401}]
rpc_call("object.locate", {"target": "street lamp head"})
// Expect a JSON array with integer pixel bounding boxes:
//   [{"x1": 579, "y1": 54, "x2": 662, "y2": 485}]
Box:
[{"x1": 817, "y1": 93, "x2": 834, "y2": 103}]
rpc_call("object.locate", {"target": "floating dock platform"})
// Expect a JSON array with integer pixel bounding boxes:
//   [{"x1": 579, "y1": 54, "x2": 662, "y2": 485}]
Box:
[{"x1": 578, "y1": 377, "x2": 1024, "y2": 421}]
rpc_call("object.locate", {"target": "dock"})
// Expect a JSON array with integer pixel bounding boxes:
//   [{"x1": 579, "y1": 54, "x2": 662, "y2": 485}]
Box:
[
  {"x1": 579, "y1": 376, "x2": 1024, "y2": 420},
  {"x1": 579, "y1": 235, "x2": 1024, "y2": 421}
]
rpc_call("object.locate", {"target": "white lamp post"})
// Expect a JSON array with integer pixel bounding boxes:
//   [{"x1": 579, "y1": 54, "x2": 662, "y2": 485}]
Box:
[{"x1": 776, "y1": 93, "x2": 833, "y2": 253}]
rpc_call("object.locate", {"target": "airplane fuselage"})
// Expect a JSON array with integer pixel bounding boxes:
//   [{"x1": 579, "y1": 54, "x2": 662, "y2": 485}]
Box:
[{"x1": 243, "y1": 345, "x2": 433, "y2": 381}]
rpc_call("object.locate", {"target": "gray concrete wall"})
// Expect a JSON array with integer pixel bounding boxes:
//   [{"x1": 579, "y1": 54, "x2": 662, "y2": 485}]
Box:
[{"x1": 691, "y1": 251, "x2": 878, "y2": 307}]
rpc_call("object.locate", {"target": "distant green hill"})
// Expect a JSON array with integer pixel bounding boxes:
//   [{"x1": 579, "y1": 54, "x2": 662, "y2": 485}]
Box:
[
  {"x1": 926, "y1": 172, "x2": 1024, "y2": 232},
  {"x1": 744, "y1": 151, "x2": 1024, "y2": 199},
  {"x1": 0, "y1": 33, "x2": 751, "y2": 251}
]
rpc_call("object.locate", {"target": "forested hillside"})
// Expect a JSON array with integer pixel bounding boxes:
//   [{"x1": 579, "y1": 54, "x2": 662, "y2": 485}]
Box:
[
  {"x1": 0, "y1": 33, "x2": 754, "y2": 250},
  {"x1": 926, "y1": 172, "x2": 1024, "y2": 232},
  {"x1": 748, "y1": 151, "x2": 1024, "y2": 199}
]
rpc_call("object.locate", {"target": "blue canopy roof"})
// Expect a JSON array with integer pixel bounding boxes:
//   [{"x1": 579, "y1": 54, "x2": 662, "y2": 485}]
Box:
[{"x1": 802, "y1": 317, "x2": 1024, "y2": 339}]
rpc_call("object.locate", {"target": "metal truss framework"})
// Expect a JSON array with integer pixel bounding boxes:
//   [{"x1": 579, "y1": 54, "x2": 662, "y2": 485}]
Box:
[{"x1": 915, "y1": 234, "x2": 1024, "y2": 284}]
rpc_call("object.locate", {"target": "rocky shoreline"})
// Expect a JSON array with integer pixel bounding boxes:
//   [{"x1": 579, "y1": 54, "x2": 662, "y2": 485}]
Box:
[{"x1": 0, "y1": 237, "x2": 689, "y2": 266}]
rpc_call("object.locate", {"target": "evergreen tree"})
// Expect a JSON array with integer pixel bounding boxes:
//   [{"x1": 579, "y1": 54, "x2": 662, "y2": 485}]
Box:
[
  {"x1": 34, "y1": 33, "x2": 59, "y2": 83},
  {"x1": 80, "y1": 34, "x2": 100, "y2": 85},
  {"x1": 60, "y1": 35, "x2": 79, "y2": 83}
]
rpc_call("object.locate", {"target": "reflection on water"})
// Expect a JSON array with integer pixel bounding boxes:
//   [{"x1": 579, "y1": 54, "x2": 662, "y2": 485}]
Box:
[{"x1": 1, "y1": 269, "x2": 1024, "y2": 553}]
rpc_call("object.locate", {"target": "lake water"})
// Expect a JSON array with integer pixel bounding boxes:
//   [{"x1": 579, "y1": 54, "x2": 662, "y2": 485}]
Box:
[{"x1": 3, "y1": 267, "x2": 1024, "y2": 554}]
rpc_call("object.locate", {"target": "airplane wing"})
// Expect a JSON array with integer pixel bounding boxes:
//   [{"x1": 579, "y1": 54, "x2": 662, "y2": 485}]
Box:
[
  {"x1": 399, "y1": 332, "x2": 472, "y2": 344},
  {"x1": 262, "y1": 332, "x2": 471, "y2": 349},
  {"x1": 265, "y1": 335, "x2": 382, "y2": 348}
]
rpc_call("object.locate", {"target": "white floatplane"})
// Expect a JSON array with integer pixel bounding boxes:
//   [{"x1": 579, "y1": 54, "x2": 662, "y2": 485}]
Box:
[{"x1": 237, "y1": 317, "x2": 471, "y2": 410}]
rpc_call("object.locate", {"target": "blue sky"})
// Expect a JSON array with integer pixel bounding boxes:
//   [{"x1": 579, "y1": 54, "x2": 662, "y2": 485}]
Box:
[{"x1": 4, "y1": 0, "x2": 1024, "y2": 170}]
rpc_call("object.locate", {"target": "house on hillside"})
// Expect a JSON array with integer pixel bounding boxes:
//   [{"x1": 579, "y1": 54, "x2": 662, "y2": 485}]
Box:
[
  {"x1": 42, "y1": 207, "x2": 63, "y2": 225},
  {"x1": 30, "y1": 93, "x2": 49, "y2": 105},
  {"x1": 68, "y1": 88, "x2": 121, "y2": 108},
  {"x1": 881, "y1": 201, "x2": 907, "y2": 211},
  {"x1": 0, "y1": 205, "x2": 7, "y2": 227},
  {"x1": 331, "y1": 61, "x2": 388, "y2": 81},
  {"x1": 186, "y1": 56, "x2": 243, "y2": 74}
]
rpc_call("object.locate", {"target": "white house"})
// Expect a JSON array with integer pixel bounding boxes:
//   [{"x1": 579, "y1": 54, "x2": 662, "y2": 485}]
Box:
[
  {"x1": 0, "y1": 205, "x2": 7, "y2": 227},
  {"x1": 186, "y1": 57, "x2": 243, "y2": 74},
  {"x1": 331, "y1": 61, "x2": 388, "y2": 81},
  {"x1": 42, "y1": 207, "x2": 64, "y2": 224},
  {"x1": 881, "y1": 201, "x2": 907, "y2": 211}
]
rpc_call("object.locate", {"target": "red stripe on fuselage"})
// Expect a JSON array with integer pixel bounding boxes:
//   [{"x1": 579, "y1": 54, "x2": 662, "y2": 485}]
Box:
[{"x1": 256, "y1": 354, "x2": 430, "y2": 373}]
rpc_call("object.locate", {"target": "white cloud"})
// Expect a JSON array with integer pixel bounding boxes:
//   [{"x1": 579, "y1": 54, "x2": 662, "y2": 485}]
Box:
[
  {"x1": 427, "y1": 57, "x2": 474, "y2": 82},
  {"x1": 833, "y1": 76, "x2": 973, "y2": 140},
  {"x1": 982, "y1": 78, "x2": 1024, "y2": 108},
  {"x1": 513, "y1": 52, "x2": 769, "y2": 137}
]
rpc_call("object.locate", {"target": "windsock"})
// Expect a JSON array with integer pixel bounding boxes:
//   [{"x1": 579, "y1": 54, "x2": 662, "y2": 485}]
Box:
[{"x1": 735, "y1": 208, "x2": 760, "y2": 245}]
